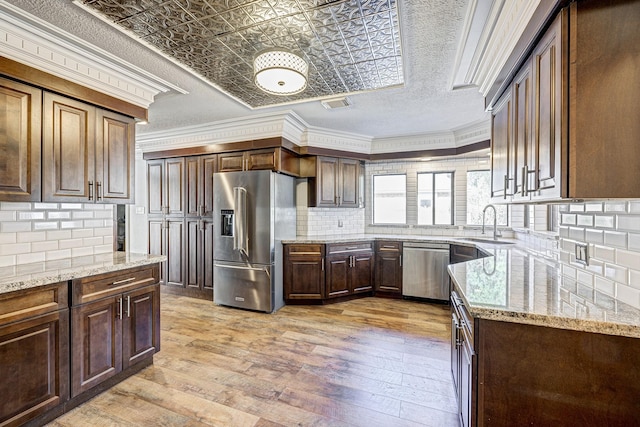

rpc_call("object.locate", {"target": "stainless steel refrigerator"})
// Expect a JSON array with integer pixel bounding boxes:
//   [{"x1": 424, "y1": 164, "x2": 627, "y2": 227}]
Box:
[{"x1": 213, "y1": 170, "x2": 296, "y2": 313}]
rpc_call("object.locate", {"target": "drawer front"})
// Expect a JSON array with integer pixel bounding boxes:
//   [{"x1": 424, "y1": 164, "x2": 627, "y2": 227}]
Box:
[
  {"x1": 0, "y1": 282, "x2": 68, "y2": 325},
  {"x1": 376, "y1": 241, "x2": 402, "y2": 252},
  {"x1": 327, "y1": 242, "x2": 373, "y2": 254},
  {"x1": 72, "y1": 265, "x2": 159, "y2": 306},
  {"x1": 285, "y1": 244, "x2": 324, "y2": 256}
]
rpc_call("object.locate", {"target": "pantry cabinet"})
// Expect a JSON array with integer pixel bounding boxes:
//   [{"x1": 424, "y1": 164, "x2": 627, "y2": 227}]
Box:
[
  {"x1": 0, "y1": 77, "x2": 42, "y2": 202},
  {"x1": 42, "y1": 92, "x2": 135, "y2": 204}
]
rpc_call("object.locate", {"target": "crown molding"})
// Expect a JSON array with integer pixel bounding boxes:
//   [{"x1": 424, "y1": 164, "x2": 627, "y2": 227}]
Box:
[
  {"x1": 300, "y1": 126, "x2": 372, "y2": 154},
  {"x1": 0, "y1": 2, "x2": 185, "y2": 108}
]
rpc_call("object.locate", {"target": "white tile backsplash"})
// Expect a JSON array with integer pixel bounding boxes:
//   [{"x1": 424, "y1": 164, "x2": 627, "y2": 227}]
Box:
[{"x1": 0, "y1": 202, "x2": 114, "y2": 267}]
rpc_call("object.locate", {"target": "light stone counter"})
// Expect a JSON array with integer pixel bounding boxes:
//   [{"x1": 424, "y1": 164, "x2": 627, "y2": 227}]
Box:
[{"x1": 0, "y1": 252, "x2": 166, "y2": 295}]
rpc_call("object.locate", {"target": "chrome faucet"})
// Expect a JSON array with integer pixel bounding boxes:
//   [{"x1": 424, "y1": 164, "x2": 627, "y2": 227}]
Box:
[{"x1": 482, "y1": 204, "x2": 502, "y2": 240}]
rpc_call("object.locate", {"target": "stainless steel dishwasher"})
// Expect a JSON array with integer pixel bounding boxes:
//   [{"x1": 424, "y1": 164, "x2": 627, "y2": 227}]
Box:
[{"x1": 402, "y1": 242, "x2": 450, "y2": 301}]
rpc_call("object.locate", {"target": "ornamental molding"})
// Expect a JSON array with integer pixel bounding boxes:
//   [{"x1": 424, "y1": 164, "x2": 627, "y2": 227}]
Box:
[{"x1": 0, "y1": 2, "x2": 185, "y2": 108}]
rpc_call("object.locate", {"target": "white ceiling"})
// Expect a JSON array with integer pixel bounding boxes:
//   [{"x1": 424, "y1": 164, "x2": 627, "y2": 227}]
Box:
[{"x1": 5, "y1": 0, "x2": 492, "y2": 141}]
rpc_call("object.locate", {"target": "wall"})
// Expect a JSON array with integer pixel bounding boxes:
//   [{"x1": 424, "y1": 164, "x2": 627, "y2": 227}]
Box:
[
  {"x1": 0, "y1": 201, "x2": 114, "y2": 267},
  {"x1": 558, "y1": 201, "x2": 640, "y2": 309}
]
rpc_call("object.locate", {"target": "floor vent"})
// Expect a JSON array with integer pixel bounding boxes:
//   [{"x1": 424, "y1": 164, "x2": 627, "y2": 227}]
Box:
[{"x1": 321, "y1": 97, "x2": 351, "y2": 109}]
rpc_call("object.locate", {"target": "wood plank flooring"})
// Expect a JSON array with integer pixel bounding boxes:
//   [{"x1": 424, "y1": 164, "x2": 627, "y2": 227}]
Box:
[{"x1": 46, "y1": 293, "x2": 459, "y2": 427}]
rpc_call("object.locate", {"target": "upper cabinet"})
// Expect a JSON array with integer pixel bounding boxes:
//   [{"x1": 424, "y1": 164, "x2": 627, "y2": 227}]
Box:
[
  {"x1": 491, "y1": 1, "x2": 640, "y2": 202},
  {"x1": 0, "y1": 77, "x2": 42, "y2": 202},
  {"x1": 217, "y1": 148, "x2": 299, "y2": 176},
  {"x1": 308, "y1": 156, "x2": 364, "y2": 208},
  {"x1": 43, "y1": 92, "x2": 135, "y2": 204}
]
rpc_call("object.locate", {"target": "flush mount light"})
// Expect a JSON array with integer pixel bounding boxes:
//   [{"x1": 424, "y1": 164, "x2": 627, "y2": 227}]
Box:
[{"x1": 253, "y1": 49, "x2": 308, "y2": 96}]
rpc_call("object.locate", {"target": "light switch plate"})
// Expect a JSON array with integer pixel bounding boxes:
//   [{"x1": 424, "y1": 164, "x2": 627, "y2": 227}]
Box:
[{"x1": 575, "y1": 243, "x2": 589, "y2": 265}]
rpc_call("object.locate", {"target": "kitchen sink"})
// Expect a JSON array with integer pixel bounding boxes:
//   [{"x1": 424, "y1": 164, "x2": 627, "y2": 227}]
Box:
[{"x1": 464, "y1": 237, "x2": 515, "y2": 245}]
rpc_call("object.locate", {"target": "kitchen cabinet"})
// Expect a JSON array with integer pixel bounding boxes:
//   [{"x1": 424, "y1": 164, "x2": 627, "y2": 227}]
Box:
[
  {"x1": 283, "y1": 244, "x2": 325, "y2": 301},
  {"x1": 147, "y1": 217, "x2": 185, "y2": 289},
  {"x1": 0, "y1": 282, "x2": 69, "y2": 427},
  {"x1": 186, "y1": 154, "x2": 216, "y2": 217},
  {"x1": 217, "y1": 148, "x2": 299, "y2": 176},
  {"x1": 147, "y1": 157, "x2": 186, "y2": 217},
  {"x1": 308, "y1": 156, "x2": 364, "y2": 208},
  {"x1": 449, "y1": 244, "x2": 479, "y2": 264},
  {"x1": 451, "y1": 291, "x2": 475, "y2": 427},
  {"x1": 185, "y1": 218, "x2": 214, "y2": 299},
  {"x1": 491, "y1": 1, "x2": 640, "y2": 201},
  {"x1": 0, "y1": 77, "x2": 42, "y2": 202},
  {"x1": 325, "y1": 242, "x2": 373, "y2": 298},
  {"x1": 374, "y1": 240, "x2": 402, "y2": 296},
  {"x1": 70, "y1": 265, "x2": 160, "y2": 397},
  {"x1": 42, "y1": 92, "x2": 135, "y2": 204}
]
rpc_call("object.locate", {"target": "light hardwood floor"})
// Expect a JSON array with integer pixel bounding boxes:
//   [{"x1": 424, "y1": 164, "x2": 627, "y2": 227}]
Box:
[{"x1": 47, "y1": 293, "x2": 459, "y2": 427}]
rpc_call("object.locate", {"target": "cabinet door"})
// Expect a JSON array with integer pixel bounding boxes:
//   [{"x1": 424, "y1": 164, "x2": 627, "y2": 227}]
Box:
[
  {"x1": 165, "y1": 218, "x2": 185, "y2": 288},
  {"x1": 201, "y1": 154, "x2": 216, "y2": 217},
  {"x1": 185, "y1": 218, "x2": 203, "y2": 291},
  {"x1": 351, "y1": 251, "x2": 374, "y2": 293},
  {"x1": 460, "y1": 335, "x2": 475, "y2": 427},
  {"x1": 511, "y1": 62, "x2": 533, "y2": 201},
  {"x1": 147, "y1": 218, "x2": 165, "y2": 285},
  {"x1": 0, "y1": 77, "x2": 42, "y2": 202},
  {"x1": 339, "y1": 159, "x2": 361, "y2": 207},
  {"x1": 490, "y1": 91, "x2": 512, "y2": 200},
  {"x1": 284, "y1": 245, "x2": 325, "y2": 300},
  {"x1": 147, "y1": 159, "x2": 165, "y2": 216},
  {"x1": 218, "y1": 152, "x2": 244, "y2": 172},
  {"x1": 95, "y1": 109, "x2": 135, "y2": 203},
  {"x1": 314, "y1": 157, "x2": 339, "y2": 207},
  {"x1": 165, "y1": 157, "x2": 186, "y2": 216},
  {"x1": 0, "y1": 310, "x2": 69, "y2": 426},
  {"x1": 122, "y1": 284, "x2": 160, "y2": 370},
  {"x1": 71, "y1": 296, "x2": 122, "y2": 397},
  {"x1": 43, "y1": 92, "x2": 96, "y2": 202},
  {"x1": 531, "y1": 12, "x2": 565, "y2": 200},
  {"x1": 375, "y1": 252, "x2": 402, "y2": 293},
  {"x1": 246, "y1": 149, "x2": 277, "y2": 171},
  {"x1": 202, "y1": 219, "x2": 215, "y2": 293},
  {"x1": 325, "y1": 254, "x2": 350, "y2": 298},
  {"x1": 185, "y1": 156, "x2": 201, "y2": 217}
]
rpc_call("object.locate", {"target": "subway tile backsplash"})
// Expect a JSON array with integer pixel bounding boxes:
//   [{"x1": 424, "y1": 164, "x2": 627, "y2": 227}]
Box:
[{"x1": 0, "y1": 202, "x2": 114, "y2": 267}]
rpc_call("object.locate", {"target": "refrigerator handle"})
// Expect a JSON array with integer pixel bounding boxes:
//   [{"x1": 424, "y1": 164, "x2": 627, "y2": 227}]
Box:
[{"x1": 233, "y1": 186, "x2": 248, "y2": 256}]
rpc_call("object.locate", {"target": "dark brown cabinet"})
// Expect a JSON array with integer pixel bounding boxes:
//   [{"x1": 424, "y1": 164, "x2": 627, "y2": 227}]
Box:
[
  {"x1": 308, "y1": 156, "x2": 363, "y2": 208},
  {"x1": 451, "y1": 291, "x2": 475, "y2": 427},
  {"x1": 449, "y1": 244, "x2": 479, "y2": 264},
  {"x1": 70, "y1": 265, "x2": 160, "y2": 397},
  {"x1": 490, "y1": 89, "x2": 512, "y2": 200},
  {"x1": 325, "y1": 242, "x2": 373, "y2": 298},
  {"x1": 283, "y1": 244, "x2": 325, "y2": 301},
  {"x1": 217, "y1": 148, "x2": 299, "y2": 175},
  {"x1": 42, "y1": 92, "x2": 135, "y2": 204},
  {"x1": 0, "y1": 283, "x2": 69, "y2": 427},
  {"x1": 0, "y1": 77, "x2": 42, "y2": 202},
  {"x1": 147, "y1": 154, "x2": 215, "y2": 299},
  {"x1": 374, "y1": 241, "x2": 402, "y2": 295}
]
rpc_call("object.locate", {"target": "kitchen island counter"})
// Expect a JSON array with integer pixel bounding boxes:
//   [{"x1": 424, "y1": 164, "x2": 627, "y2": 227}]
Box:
[{"x1": 0, "y1": 252, "x2": 166, "y2": 295}]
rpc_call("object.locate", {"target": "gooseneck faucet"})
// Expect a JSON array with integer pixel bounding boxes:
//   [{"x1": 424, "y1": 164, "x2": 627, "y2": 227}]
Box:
[{"x1": 482, "y1": 204, "x2": 502, "y2": 241}]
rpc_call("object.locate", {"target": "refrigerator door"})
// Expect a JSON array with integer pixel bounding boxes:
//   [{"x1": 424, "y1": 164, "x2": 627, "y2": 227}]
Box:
[
  {"x1": 213, "y1": 261, "x2": 273, "y2": 312},
  {"x1": 213, "y1": 171, "x2": 273, "y2": 265}
]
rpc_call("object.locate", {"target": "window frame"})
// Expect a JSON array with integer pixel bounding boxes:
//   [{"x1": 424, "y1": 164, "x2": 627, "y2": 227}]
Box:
[
  {"x1": 416, "y1": 171, "x2": 455, "y2": 226},
  {"x1": 466, "y1": 169, "x2": 508, "y2": 226}
]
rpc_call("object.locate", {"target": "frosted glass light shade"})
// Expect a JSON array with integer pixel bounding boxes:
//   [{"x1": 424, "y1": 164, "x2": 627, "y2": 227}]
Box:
[{"x1": 254, "y1": 49, "x2": 308, "y2": 95}]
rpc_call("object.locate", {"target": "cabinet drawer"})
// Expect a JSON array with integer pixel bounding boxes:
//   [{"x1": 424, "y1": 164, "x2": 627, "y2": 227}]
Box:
[
  {"x1": 375, "y1": 241, "x2": 402, "y2": 252},
  {"x1": 285, "y1": 244, "x2": 324, "y2": 256},
  {"x1": 71, "y1": 265, "x2": 159, "y2": 306},
  {"x1": 0, "y1": 282, "x2": 68, "y2": 326},
  {"x1": 327, "y1": 242, "x2": 373, "y2": 254}
]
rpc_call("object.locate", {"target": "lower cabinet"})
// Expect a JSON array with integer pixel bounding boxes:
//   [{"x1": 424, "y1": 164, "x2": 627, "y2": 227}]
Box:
[
  {"x1": 0, "y1": 283, "x2": 69, "y2": 427},
  {"x1": 451, "y1": 291, "x2": 475, "y2": 427},
  {"x1": 325, "y1": 242, "x2": 374, "y2": 298},
  {"x1": 374, "y1": 241, "x2": 402, "y2": 295},
  {"x1": 70, "y1": 265, "x2": 160, "y2": 397},
  {"x1": 283, "y1": 244, "x2": 325, "y2": 300}
]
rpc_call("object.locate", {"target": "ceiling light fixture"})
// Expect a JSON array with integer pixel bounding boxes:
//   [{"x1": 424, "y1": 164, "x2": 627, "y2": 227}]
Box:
[{"x1": 253, "y1": 49, "x2": 308, "y2": 96}]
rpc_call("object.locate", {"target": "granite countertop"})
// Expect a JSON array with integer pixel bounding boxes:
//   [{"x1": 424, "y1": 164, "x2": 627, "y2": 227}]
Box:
[
  {"x1": 282, "y1": 234, "x2": 483, "y2": 246},
  {"x1": 448, "y1": 246, "x2": 640, "y2": 338},
  {"x1": 0, "y1": 252, "x2": 166, "y2": 295}
]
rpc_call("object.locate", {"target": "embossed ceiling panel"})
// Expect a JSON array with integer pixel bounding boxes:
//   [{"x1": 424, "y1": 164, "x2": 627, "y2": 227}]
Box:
[{"x1": 79, "y1": 0, "x2": 404, "y2": 107}]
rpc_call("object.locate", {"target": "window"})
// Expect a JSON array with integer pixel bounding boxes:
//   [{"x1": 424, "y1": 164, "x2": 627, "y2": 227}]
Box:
[
  {"x1": 466, "y1": 170, "x2": 508, "y2": 226},
  {"x1": 373, "y1": 174, "x2": 406, "y2": 224},
  {"x1": 417, "y1": 172, "x2": 453, "y2": 225}
]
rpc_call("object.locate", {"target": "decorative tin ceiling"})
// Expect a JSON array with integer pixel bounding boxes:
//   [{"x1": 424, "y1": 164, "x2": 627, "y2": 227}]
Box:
[{"x1": 78, "y1": 0, "x2": 404, "y2": 108}]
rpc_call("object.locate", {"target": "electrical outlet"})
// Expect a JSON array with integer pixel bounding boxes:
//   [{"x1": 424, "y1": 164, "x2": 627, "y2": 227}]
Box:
[
  {"x1": 575, "y1": 243, "x2": 589, "y2": 265},
  {"x1": 338, "y1": 220, "x2": 343, "y2": 227}
]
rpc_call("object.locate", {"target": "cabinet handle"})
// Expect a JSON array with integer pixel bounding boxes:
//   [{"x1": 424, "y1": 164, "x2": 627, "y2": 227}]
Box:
[
  {"x1": 88, "y1": 181, "x2": 93, "y2": 201},
  {"x1": 117, "y1": 297, "x2": 123, "y2": 319},
  {"x1": 521, "y1": 165, "x2": 528, "y2": 196},
  {"x1": 503, "y1": 175, "x2": 508, "y2": 199},
  {"x1": 96, "y1": 181, "x2": 102, "y2": 201},
  {"x1": 322, "y1": 258, "x2": 325, "y2": 272},
  {"x1": 126, "y1": 295, "x2": 131, "y2": 318},
  {"x1": 399, "y1": 255, "x2": 402, "y2": 267},
  {"x1": 112, "y1": 277, "x2": 136, "y2": 286},
  {"x1": 346, "y1": 246, "x2": 358, "y2": 250}
]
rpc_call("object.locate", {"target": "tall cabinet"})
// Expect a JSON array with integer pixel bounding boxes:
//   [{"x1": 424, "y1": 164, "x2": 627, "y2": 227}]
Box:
[{"x1": 147, "y1": 155, "x2": 216, "y2": 299}]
